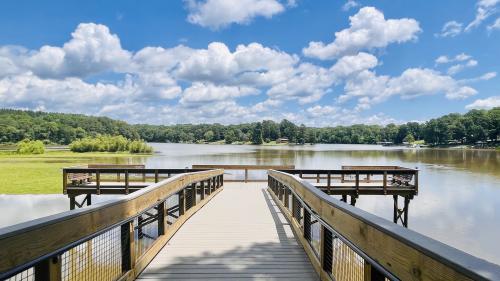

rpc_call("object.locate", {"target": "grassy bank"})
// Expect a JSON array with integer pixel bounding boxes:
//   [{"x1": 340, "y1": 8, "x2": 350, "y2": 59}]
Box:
[{"x1": 0, "y1": 151, "x2": 149, "y2": 194}]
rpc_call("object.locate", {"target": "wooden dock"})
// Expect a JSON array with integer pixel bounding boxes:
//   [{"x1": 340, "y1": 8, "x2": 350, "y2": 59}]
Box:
[
  {"x1": 2, "y1": 166, "x2": 499, "y2": 281},
  {"x1": 138, "y1": 182, "x2": 318, "y2": 281}
]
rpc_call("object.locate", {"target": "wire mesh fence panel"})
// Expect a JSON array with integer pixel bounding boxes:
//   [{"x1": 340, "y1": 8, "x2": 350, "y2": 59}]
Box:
[
  {"x1": 330, "y1": 236, "x2": 365, "y2": 281},
  {"x1": 4, "y1": 268, "x2": 34, "y2": 281},
  {"x1": 166, "y1": 195, "x2": 179, "y2": 225},
  {"x1": 61, "y1": 226, "x2": 122, "y2": 281},
  {"x1": 135, "y1": 206, "x2": 160, "y2": 258}
]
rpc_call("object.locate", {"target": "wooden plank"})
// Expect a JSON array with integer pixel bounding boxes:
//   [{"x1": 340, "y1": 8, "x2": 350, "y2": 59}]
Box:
[{"x1": 139, "y1": 182, "x2": 318, "y2": 281}]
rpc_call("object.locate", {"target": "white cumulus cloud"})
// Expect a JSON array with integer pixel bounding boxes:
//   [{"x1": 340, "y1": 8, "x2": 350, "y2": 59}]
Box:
[
  {"x1": 466, "y1": 96, "x2": 500, "y2": 109},
  {"x1": 184, "y1": 0, "x2": 287, "y2": 30},
  {"x1": 303, "y1": 7, "x2": 421, "y2": 60}
]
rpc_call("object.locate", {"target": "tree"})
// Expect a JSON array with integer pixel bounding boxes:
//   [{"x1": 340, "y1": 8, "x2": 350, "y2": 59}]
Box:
[
  {"x1": 251, "y1": 122, "x2": 263, "y2": 144},
  {"x1": 204, "y1": 130, "x2": 215, "y2": 142},
  {"x1": 224, "y1": 130, "x2": 237, "y2": 144},
  {"x1": 403, "y1": 134, "x2": 415, "y2": 143},
  {"x1": 280, "y1": 119, "x2": 297, "y2": 143},
  {"x1": 297, "y1": 124, "x2": 306, "y2": 144}
]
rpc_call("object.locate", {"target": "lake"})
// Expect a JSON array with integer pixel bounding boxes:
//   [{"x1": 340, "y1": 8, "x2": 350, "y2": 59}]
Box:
[{"x1": 0, "y1": 143, "x2": 499, "y2": 265}]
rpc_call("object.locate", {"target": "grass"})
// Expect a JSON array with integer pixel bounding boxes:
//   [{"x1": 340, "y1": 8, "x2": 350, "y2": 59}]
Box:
[{"x1": 0, "y1": 150, "x2": 149, "y2": 194}]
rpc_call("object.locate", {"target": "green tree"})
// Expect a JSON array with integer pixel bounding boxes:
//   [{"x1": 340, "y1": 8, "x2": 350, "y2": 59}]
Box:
[
  {"x1": 204, "y1": 130, "x2": 215, "y2": 142},
  {"x1": 251, "y1": 122, "x2": 263, "y2": 145}
]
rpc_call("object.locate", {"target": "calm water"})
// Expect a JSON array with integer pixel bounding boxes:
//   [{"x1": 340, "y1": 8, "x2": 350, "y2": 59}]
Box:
[{"x1": 0, "y1": 143, "x2": 499, "y2": 265}]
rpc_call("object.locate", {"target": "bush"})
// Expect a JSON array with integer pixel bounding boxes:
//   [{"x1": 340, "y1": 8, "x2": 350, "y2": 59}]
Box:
[
  {"x1": 69, "y1": 135, "x2": 153, "y2": 154},
  {"x1": 128, "y1": 140, "x2": 153, "y2": 153},
  {"x1": 17, "y1": 139, "x2": 45, "y2": 154}
]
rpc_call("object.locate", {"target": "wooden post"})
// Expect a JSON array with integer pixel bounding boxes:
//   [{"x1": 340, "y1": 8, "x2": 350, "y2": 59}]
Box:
[
  {"x1": 192, "y1": 183, "x2": 197, "y2": 206},
  {"x1": 284, "y1": 188, "x2": 289, "y2": 208},
  {"x1": 157, "y1": 201, "x2": 165, "y2": 236},
  {"x1": 245, "y1": 169, "x2": 248, "y2": 183},
  {"x1": 207, "y1": 179, "x2": 211, "y2": 195},
  {"x1": 96, "y1": 171, "x2": 101, "y2": 195},
  {"x1": 121, "y1": 221, "x2": 135, "y2": 272},
  {"x1": 383, "y1": 171, "x2": 387, "y2": 195},
  {"x1": 321, "y1": 225, "x2": 333, "y2": 275},
  {"x1": 316, "y1": 173, "x2": 320, "y2": 183},
  {"x1": 404, "y1": 196, "x2": 410, "y2": 228},
  {"x1": 155, "y1": 170, "x2": 159, "y2": 183},
  {"x1": 364, "y1": 261, "x2": 385, "y2": 281},
  {"x1": 200, "y1": 181, "x2": 205, "y2": 200},
  {"x1": 125, "y1": 171, "x2": 129, "y2": 195},
  {"x1": 327, "y1": 172, "x2": 331, "y2": 194},
  {"x1": 178, "y1": 189, "x2": 185, "y2": 216},
  {"x1": 393, "y1": 195, "x2": 398, "y2": 224},
  {"x1": 415, "y1": 170, "x2": 419, "y2": 194},
  {"x1": 63, "y1": 169, "x2": 67, "y2": 194},
  {"x1": 34, "y1": 256, "x2": 61, "y2": 281},
  {"x1": 69, "y1": 196, "x2": 76, "y2": 210},
  {"x1": 355, "y1": 172, "x2": 360, "y2": 196}
]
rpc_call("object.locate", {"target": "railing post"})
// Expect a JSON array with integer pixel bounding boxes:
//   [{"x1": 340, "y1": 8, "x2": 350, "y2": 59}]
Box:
[
  {"x1": 321, "y1": 225, "x2": 333, "y2": 276},
  {"x1": 157, "y1": 201, "x2": 165, "y2": 236},
  {"x1": 245, "y1": 168, "x2": 248, "y2": 183},
  {"x1": 96, "y1": 171, "x2": 101, "y2": 195},
  {"x1": 35, "y1": 256, "x2": 61, "y2": 281},
  {"x1": 69, "y1": 196, "x2": 76, "y2": 210},
  {"x1": 121, "y1": 221, "x2": 135, "y2": 272},
  {"x1": 155, "y1": 170, "x2": 159, "y2": 183},
  {"x1": 200, "y1": 181, "x2": 205, "y2": 200},
  {"x1": 207, "y1": 179, "x2": 211, "y2": 195},
  {"x1": 327, "y1": 171, "x2": 331, "y2": 194},
  {"x1": 284, "y1": 187, "x2": 289, "y2": 208},
  {"x1": 192, "y1": 183, "x2": 197, "y2": 206},
  {"x1": 178, "y1": 189, "x2": 185, "y2": 216},
  {"x1": 303, "y1": 209, "x2": 311, "y2": 240},
  {"x1": 125, "y1": 171, "x2": 129, "y2": 195},
  {"x1": 383, "y1": 171, "x2": 387, "y2": 195},
  {"x1": 62, "y1": 169, "x2": 67, "y2": 194},
  {"x1": 364, "y1": 261, "x2": 385, "y2": 281}
]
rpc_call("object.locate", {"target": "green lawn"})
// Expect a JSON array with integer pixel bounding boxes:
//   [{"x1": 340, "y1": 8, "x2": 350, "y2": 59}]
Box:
[{"x1": 0, "y1": 151, "x2": 149, "y2": 194}]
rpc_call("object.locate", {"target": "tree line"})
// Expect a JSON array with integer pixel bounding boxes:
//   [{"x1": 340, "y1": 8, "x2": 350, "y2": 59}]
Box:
[{"x1": 0, "y1": 107, "x2": 498, "y2": 146}]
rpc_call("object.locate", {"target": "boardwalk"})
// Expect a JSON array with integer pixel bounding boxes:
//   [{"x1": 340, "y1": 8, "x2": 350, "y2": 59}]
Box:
[{"x1": 137, "y1": 182, "x2": 319, "y2": 281}]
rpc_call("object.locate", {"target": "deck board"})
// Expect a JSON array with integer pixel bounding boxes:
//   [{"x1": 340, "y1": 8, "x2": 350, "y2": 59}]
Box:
[{"x1": 137, "y1": 182, "x2": 319, "y2": 281}]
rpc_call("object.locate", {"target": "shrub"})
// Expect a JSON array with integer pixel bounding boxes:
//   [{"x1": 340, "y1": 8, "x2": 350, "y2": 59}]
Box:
[
  {"x1": 17, "y1": 139, "x2": 45, "y2": 154},
  {"x1": 69, "y1": 135, "x2": 153, "y2": 154},
  {"x1": 128, "y1": 140, "x2": 153, "y2": 153}
]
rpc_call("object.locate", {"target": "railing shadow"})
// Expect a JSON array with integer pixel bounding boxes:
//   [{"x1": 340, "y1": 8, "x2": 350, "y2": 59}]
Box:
[{"x1": 138, "y1": 187, "x2": 319, "y2": 280}]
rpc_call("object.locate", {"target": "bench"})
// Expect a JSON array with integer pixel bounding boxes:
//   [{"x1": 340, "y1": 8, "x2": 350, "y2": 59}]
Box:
[
  {"x1": 392, "y1": 174, "x2": 413, "y2": 186},
  {"x1": 69, "y1": 173, "x2": 91, "y2": 185}
]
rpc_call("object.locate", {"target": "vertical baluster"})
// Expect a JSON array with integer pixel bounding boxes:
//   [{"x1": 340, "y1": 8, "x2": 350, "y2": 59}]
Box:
[
  {"x1": 35, "y1": 256, "x2": 61, "y2": 281},
  {"x1": 157, "y1": 201, "x2": 165, "y2": 236},
  {"x1": 120, "y1": 221, "x2": 135, "y2": 273},
  {"x1": 321, "y1": 225, "x2": 333, "y2": 276}
]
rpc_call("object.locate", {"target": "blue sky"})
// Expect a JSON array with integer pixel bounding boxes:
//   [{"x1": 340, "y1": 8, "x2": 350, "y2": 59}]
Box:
[{"x1": 0, "y1": 0, "x2": 499, "y2": 126}]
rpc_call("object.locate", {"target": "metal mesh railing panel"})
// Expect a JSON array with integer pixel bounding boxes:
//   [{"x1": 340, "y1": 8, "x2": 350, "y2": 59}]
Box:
[
  {"x1": 4, "y1": 268, "x2": 34, "y2": 281},
  {"x1": 331, "y1": 236, "x2": 365, "y2": 281},
  {"x1": 135, "y1": 206, "x2": 160, "y2": 258},
  {"x1": 61, "y1": 227, "x2": 122, "y2": 281}
]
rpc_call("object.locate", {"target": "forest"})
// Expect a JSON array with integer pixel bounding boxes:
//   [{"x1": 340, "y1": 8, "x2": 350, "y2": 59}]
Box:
[{"x1": 0, "y1": 107, "x2": 498, "y2": 146}]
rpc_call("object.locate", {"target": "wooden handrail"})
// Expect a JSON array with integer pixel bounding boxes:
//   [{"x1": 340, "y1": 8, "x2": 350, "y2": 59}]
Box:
[
  {"x1": 268, "y1": 170, "x2": 500, "y2": 281},
  {"x1": 0, "y1": 169, "x2": 224, "y2": 280},
  {"x1": 192, "y1": 164, "x2": 295, "y2": 182}
]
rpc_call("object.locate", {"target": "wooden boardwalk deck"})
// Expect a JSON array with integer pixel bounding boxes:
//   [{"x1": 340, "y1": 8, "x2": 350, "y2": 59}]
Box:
[{"x1": 137, "y1": 182, "x2": 319, "y2": 281}]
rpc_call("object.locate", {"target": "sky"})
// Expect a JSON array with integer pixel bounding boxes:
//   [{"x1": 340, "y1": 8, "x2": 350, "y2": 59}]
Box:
[{"x1": 0, "y1": 0, "x2": 499, "y2": 126}]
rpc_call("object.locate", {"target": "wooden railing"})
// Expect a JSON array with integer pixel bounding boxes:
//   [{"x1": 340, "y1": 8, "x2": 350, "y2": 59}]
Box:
[
  {"x1": 63, "y1": 168, "x2": 209, "y2": 194},
  {"x1": 192, "y1": 164, "x2": 295, "y2": 182},
  {"x1": 279, "y1": 167, "x2": 418, "y2": 196},
  {"x1": 268, "y1": 170, "x2": 500, "y2": 281},
  {"x1": 0, "y1": 169, "x2": 224, "y2": 281}
]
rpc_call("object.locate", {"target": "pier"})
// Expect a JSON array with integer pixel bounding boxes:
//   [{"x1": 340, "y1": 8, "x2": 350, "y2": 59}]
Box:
[{"x1": 1, "y1": 166, "x2": 499, "y2": 281}]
